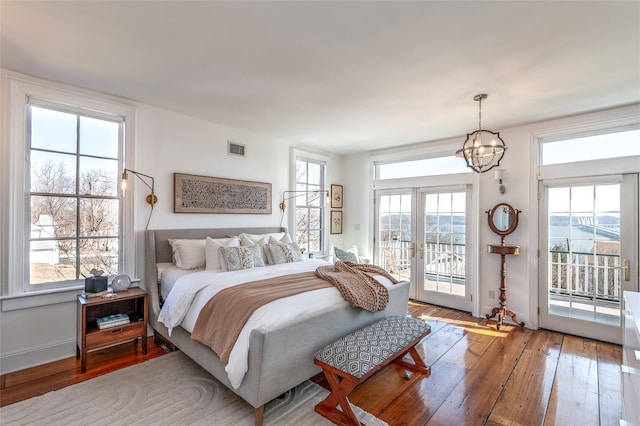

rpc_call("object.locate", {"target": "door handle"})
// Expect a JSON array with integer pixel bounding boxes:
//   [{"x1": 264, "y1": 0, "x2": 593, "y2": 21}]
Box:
[{"x1": 613, "y1": 259, "x2": 630, "y2": 282}]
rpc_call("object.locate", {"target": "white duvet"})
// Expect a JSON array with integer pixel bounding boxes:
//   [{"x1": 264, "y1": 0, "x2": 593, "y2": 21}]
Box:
[{"x1": 158, "y1": 259, "x2": 396, "y2": 389}]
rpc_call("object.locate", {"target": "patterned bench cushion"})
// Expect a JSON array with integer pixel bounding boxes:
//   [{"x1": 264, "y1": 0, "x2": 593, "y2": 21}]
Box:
[{"x1": 314, "y1": 315, "x2": 430, "y2": 379}]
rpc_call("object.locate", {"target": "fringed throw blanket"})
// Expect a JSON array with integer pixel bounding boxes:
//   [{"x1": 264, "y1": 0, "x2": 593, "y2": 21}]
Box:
[
  {"x1": 191, "y1": 271, "x2": 331, "y2": 363},
  {"x1": 315, "y1": 261, "x2": 399, "y2": 312}
]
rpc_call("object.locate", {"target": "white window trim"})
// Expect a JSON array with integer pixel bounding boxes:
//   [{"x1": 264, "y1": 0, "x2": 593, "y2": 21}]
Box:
[
  {"x1": 1, "y1": 70, "x2": 136, "y2": 302},
  {"x1": 290, "y1": 148, "x2": 329, "y2": 255}
]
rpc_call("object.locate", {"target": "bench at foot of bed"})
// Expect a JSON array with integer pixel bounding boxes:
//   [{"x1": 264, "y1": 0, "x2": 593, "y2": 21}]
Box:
[{"x1": 313, "y1": 315, "x2": 431, "y2": 425}]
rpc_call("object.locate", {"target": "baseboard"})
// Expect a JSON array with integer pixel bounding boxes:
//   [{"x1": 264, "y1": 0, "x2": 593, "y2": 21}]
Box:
[{"x1": 0, "y1": 339, "x2": 76, "y2": 375}]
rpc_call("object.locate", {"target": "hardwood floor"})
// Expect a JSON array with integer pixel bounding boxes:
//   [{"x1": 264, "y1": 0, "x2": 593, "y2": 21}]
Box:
[
  {"x1": 1, "y1": 302, "x2": 622, "y2": 425},
  {"x1": 0, "y1": 337, "x2": 165, "y2": 407}
]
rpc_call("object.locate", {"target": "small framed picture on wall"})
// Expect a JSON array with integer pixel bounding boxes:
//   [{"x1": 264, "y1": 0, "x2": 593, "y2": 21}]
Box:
[
  {"x1": 330, "y1": 184, "x2": 343, "y2": 209},
  {"x1": 330, "y1": 210, "x2": 343, "y2": 234}
]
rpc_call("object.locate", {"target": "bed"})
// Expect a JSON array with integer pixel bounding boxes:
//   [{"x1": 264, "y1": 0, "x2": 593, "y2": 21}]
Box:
[{"x1": 145, "y1": 227, "x2": 410, "y2": 425}]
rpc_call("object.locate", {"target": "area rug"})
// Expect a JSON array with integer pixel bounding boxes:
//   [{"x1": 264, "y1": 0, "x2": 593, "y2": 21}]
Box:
[{"x1": 1, "y1": 351, "x2": 386, "y2": 426}]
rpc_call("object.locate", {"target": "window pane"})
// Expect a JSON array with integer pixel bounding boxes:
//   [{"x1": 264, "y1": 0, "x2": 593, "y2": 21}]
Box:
[
  {"x1": 79, "y1": 157, "x2": 118, "y2": 196},
  {"x1": 80, "y1": 116, "x2": 119, "y2": 158},
  {"x1": 308, "y1": 231, "x2": 321, "y2": 252},
  {"x1": 30, "y1": 106, "x2": 77, "y2": 153},
  {"x1": 29, "y1": 240, "x2": 76, "y2": 284},
  {"x1": 31, "y1": 196, "x2": 77, "y2": 238},
  {"x1": 377, "y1": 155, "x2": 470, "y2": 179},
  {"x1": 30, "y1": 151, "x2": 76, "y2": 194},
  {"x1": 79, "y1": 238, "x2": 119, "y2": 277},
  {"x1": 80, "y1": 198, "x2": 119, "y2": 237},
  {"x1": 541, "y1": 129, "x2": 640, "y2": 165},
  {"x1": 549, "y1": 187, "x2": 570, "y2": 213}
]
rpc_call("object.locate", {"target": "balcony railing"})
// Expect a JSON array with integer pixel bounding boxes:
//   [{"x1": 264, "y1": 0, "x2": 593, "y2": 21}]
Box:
[
  {"x1": 549, "y1": 250, "x2": 622, "y2": 302},
  {"x1": 378, "y1": 240, "x2": 466, "y2": 282}
]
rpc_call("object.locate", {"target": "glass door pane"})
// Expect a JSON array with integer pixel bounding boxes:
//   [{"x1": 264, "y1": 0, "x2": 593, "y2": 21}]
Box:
[
  {"x1": 376, "y1": 191, "x2": 413, "y2": 283},
  {"x1": 416, "y1": 189, "x2": 471, "y2": 311}
]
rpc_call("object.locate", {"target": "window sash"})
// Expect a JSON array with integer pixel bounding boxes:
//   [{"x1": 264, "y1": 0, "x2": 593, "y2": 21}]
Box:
[
  {"x1": 294, "y1": 158, "x2": 326, "y2": 254},
  {"x1": 25, "y1": 102, "x2": 125, "y2": 291}
]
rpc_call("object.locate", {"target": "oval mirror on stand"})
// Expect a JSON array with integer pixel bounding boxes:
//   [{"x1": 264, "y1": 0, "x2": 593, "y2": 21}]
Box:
[
  {"x1": 487, "y1": 203, "x2": 520, "y2": 243},
  {"x1": 485, "y1": 202, "x2": 525, "y2": 330}
]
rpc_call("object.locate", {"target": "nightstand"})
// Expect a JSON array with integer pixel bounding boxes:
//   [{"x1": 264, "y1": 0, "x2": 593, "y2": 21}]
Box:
[{"x1": 76, "y1": 287, "x2": 147, "y2": 373}]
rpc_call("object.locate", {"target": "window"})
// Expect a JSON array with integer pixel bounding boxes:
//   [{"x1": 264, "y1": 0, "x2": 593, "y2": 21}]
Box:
[
  {"x1": 26, "y1": 101, "x2": 124, "y2": 291},
  {"x1": 376, "y1": 155, "x2": 470, "y2": 180},
  {"x1": 541, "y1": 128, "x2": 640, "y2": 166},
  {"x1": 294, "y1": 158, "x2": 327, "y2": 254}
]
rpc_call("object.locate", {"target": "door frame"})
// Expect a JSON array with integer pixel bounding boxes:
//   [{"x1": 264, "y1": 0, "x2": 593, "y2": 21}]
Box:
[
  {"x1": 373, "y1": 178, "x2": 479, "y2": 316},
  {"x1": 537, "y1": 174, "x2": 638, "y2": 343},
  {"x1": 415, "y1": 185, "x2": 474, "y2": 312}
]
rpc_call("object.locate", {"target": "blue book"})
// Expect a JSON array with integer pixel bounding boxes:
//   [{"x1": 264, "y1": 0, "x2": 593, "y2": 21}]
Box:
[{"x1": 96, "y1": 313, "x2": 130, "y2": 329}]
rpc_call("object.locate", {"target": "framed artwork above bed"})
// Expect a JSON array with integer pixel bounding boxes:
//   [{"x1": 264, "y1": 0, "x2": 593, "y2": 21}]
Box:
[{"x1": 174, "y1": 173, "x2": 272, "y2": 214}]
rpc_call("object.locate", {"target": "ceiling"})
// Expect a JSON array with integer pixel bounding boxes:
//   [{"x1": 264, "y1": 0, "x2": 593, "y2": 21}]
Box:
[{"x1": 2, "y1": 1, "x2": 639, "y2": 155}]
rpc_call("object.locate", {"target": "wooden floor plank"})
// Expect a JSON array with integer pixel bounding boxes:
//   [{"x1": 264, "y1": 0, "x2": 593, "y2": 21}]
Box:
[
  {"x1": 544, "y1": 335, "x2": 600, "y2": 426},
  {"x1": 487, "y1": 330, "x2": 563, "y2": 425},
  {"x1": 596, "y1": 341, "x2": 623, "y2": 426}
]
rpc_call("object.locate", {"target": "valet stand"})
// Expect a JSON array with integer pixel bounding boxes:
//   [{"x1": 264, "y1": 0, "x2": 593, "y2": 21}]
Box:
[{"x1": 485, "y1": 203, "x2": 525, "y2": 330}]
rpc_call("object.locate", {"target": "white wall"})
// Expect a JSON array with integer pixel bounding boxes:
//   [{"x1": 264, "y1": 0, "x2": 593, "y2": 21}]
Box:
[
  {"x1": 341, "y1": 104, "x2": 639, "y2": 329},
  {"x1": 0, "y1": 72, "x2": 344, "y2": 373}
]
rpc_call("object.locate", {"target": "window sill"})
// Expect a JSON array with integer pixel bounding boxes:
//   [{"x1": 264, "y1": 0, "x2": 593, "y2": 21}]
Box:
[
  {"x1": 1, "y1": 286, "x2": 84, "y2": 312},
  {"x1": 1, "y1": 278, "x2": 142, "y2": 312}
]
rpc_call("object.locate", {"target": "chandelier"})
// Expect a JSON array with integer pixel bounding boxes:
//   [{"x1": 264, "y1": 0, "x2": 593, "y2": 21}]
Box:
[{"x1": 455, "y1": 94, "x2": 506, "y2": 173}]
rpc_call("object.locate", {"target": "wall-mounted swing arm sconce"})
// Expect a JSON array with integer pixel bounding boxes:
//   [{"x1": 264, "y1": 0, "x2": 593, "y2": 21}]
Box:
[
  {"x1": 279, "y1": 190, "x2": 329, "y2": 227},
  {"x1": 121, "y1": 168, "x2": 157, "y2": 206},
  {"x1": 121, "y1": 168, "x2": 157, "y2": 231},
  {"x1": 279, "y1": 190, "x2": 329, "y2": 211}
]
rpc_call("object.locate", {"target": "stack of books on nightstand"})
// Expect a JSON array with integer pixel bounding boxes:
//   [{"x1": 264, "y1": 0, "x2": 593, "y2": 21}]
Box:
[
  {"x1": 81, "y1": 289, "x2": 110, "y2": 299},
  {"x1": 96, "y1": 313, "x2": 130, "y2": 329}
]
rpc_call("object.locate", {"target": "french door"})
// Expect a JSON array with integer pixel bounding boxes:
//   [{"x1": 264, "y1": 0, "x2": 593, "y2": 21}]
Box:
[
  {"x1": 376, "y1": 186, "x2": 472, "y2": 312},
  {"x1": 538, "y1": 174, "x2": 639, "y2": 343}
]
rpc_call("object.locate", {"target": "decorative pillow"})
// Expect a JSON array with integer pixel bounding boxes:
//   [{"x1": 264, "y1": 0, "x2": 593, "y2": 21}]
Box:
[
  {"x1": 246, "y1": 244, "x2": 265, "y2": 268},
  {"x1": 219, "y1": 246, "x2": 255, "y2": 272},
  {"x1": 264, "y1": 242, "x2": 304, "y2": 265},
  {"x1": 334, "y1": 246, "x2": 358, "y2": 263},
  {"x1": 205, "y1": 237, "x2": 241, "y2": 272},
  {"x1": 238, "y1": 232, "x2": 284, "y2": 264},
  {"x1": 167, "y1": 239, "x2": 206, "y2": 270}
]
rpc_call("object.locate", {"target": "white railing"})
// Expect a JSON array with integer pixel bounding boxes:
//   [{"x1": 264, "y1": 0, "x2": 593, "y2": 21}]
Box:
[
  {"x1": 378, "y1": 240, "x2": 466, "y2": 281},
  {"x1": 549, "y1": 250, "x2": 621, "y2": 301}
]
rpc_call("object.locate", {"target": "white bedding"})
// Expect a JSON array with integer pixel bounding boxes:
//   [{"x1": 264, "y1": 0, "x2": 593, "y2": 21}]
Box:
[
  {"x1": 157, "y1": 262, "x2": 202, "y2": 300},
  {"x1": 158, "y1": 259, "x2": 396, "y2": 389}
]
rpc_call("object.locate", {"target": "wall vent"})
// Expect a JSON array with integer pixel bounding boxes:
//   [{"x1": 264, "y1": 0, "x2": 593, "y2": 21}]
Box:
[{"x1": 228, "y1": 141, "x2": 245, "y2": 157}]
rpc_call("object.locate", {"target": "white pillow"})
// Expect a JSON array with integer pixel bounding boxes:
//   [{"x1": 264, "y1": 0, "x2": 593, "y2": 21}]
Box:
[
  {"x1": 167, "y1": 239, "x2": 206, "y2": 270},
  {"x1": 239, "y1": 233, "x2": 269, "y2": 247},
  {"x1": 268, "y1": 233, "x2": 293, "y2": 244},
  {"x1": 205, "y1": 236, "x2": 241, "y2": 272}
]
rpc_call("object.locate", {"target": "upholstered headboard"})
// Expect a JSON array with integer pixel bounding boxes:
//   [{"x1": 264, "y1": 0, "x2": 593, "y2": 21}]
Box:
[{"x1": 144, "y1": 227, "x2": 286, "y2": 323}]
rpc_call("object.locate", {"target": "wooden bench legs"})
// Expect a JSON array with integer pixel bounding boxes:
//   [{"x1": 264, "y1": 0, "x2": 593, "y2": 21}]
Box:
[
  {"x1": 315, "y1": 370, "x2": 361, "y2": 426},
  {"x1": 315, "y1": 346, "x2": 431, "y2": 426}
]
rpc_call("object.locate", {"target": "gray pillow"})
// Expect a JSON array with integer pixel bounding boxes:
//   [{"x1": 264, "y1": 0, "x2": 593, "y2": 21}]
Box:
[
  {"x1": 264, "y1": 242, "x2": 303, "y2": 265},
  {"x1": 219, "y1": 246, "x2": 255, "y2": 271},
  {"x1": 334, "y1": 247, "x2": 358, "y2": 263}
]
